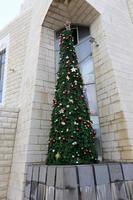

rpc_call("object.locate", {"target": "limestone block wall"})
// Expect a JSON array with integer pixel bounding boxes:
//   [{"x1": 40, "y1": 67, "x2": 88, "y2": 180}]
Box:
[
  {"x1": 0, "y1": 9, "x2": 32, "y2": 107},
  {"x1": 90, "y1": 17, "x2": 122, "y2": 161},
  {"x1": 0, "y1": 106, "x2": 18, "y2": 200},
  {"x1": 105, "y1": 0, "x2": 133, "y2": 161},
  {"x1": 90, "y1": 16, "x2": 131, "y2": 161},
  {"x1": 7, "y1": 27, "x2": 55, "y2": 200},
  {"x1": 89, "y1": 0, "x2": 133, "y2": 161},
  {"x1": 0, "y1": 6, "x2": 31, "y2": 200},
  {"x1": 6, "y1": 10, "x2": 44, "y2": 200},
  {"x1": 20, "y1": 0, "x2": 33, "y2": 13},
  {"x1": 29, "y1": 27, "x2": 55, "y2": 163},
  {"x1": 6, "y1": 0, "x2": 133, "y2": 199}
]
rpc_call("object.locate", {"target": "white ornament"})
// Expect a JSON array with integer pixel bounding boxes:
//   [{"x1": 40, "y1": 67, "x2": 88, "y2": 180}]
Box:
[
  {"x1": 61, "y1": 122, "x2": 66, "y2": 125},
  {"x1": 69, "y1": 99, "x2": 74, "y2": 103},
  {"x1": 52, "y1": 149, "x2": 55, "y2": 152},
  {"x1": 72, "y1": 141, "x2": 77, "y2": 145},
  {"x1": 72, "y1": 155, "x2": 75, "y2": 158},
  {"x1": 66, "y1": 105, "x2": 70, "y2": 108},
  {"x1": 66, "y1": 56, "x2": 69, "y2": 59},
  {"x1": 66, "y1": 75, "x2": 70, "y2": 80},
  {"x1": 59, "y1": 108, "x2": 64, "y2": 114},
  {"x1": 71, "y1": 67, "x2": 77, "y2": 72},
  {"x1": 74, "y1": 80, "x2": 77, "y2": 85},
  {"x1": 66, "y1": 128, "x2": 69, "y2": 132}
]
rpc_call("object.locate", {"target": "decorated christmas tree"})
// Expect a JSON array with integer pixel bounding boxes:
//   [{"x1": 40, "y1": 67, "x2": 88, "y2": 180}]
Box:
[{"x1": 47, "y1": 23, "x2": 97, "y2": 165}]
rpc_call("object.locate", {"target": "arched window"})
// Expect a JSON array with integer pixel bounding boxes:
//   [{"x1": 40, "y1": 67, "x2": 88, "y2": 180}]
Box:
[{"x1": 55, "y1": 26, "x2": 102, "y2": 160}]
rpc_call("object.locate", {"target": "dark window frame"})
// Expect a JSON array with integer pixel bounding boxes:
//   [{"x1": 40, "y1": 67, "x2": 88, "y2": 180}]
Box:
[{"x1": 0, "y1": 49, "x2": 6, "y2": 103}]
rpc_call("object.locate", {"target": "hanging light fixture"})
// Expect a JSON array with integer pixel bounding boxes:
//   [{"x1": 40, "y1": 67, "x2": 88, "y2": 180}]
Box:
[{"x1": 88, "y1": 36, "x2": 99, "y2": 47}]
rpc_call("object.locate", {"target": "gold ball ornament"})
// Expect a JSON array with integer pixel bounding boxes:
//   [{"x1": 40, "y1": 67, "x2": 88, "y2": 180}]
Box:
[{"x1": 55, "y1": 152, "x2": 61, "y2": 160}]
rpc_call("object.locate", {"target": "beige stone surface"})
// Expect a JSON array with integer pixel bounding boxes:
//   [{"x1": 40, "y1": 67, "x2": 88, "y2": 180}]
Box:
[
  {"x1": 0, "y1": 7, "x2": 32, "y2": 200},
  {"x1": 0, "y1": 9, "x2": 32, "y2": 107},
  {"x1": 0, "y1": 0, "x2": 133, "y2": 199},
  {"x1": 0, "y1": 106, "x2": 18, "y2": 200}
]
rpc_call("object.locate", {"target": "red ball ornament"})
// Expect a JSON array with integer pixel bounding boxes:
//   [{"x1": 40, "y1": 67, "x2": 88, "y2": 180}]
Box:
[
  {"x1": 87, "y1": 124, "x2": 90, "y2": 128},
  {"x1": 62, "y1": 137, "x2": 67, "y2": 143},
  {"x1": 53, "y1": 99, "x2": 57, "y2": 106},
  {"x1": 49, "y1": 139, "x2": 56, "y2": 144},
  {"x1": 93, "y1": 131, "x2": 96, "y2": 137}
]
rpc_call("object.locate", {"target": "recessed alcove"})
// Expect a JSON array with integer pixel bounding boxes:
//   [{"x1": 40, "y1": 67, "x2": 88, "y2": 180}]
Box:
[
  {"x1": 40, "y1": 0, "x2": 102, "y2": 160},
  {"x1": 43, "y1": 0, "x2": 99, "y2": 31}
]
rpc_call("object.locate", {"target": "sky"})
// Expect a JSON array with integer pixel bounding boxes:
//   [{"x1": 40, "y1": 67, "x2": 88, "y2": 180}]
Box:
[{"x1": 0, "y1": 0, "x2": 24, "y2": 30}]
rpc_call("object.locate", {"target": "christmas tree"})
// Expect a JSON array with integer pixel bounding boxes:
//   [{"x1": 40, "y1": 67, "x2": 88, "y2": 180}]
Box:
[{"x1": 47, "y1": 24, "x2": 97, "y2": 165}]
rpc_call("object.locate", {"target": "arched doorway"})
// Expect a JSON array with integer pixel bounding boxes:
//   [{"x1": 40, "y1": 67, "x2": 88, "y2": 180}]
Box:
[{"x1": 55, "y1": 25, "x2": 102, "y2": 160}]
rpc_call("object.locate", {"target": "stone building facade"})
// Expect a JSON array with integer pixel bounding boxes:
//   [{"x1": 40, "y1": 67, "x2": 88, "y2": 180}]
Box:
[{"x1": 0, "y1": 0, "x2": 133, "y2": 199}]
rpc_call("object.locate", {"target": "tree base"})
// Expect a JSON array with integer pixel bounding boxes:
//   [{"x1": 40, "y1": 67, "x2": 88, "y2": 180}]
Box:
[{"x1": 24, "y1": 163, "x2": 133, "y2": 199}]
